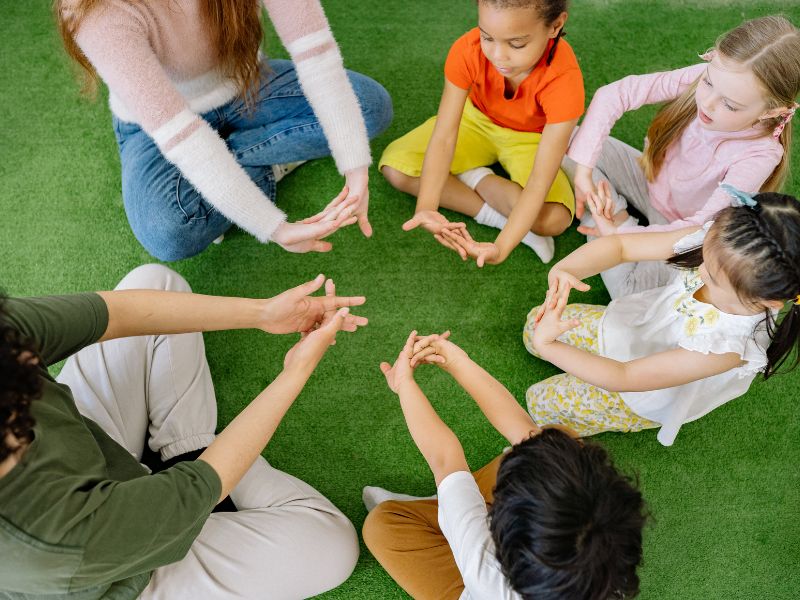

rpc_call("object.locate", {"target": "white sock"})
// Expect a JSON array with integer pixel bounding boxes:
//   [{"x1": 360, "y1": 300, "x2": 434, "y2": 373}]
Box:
[
  {"x1": 362, "y1": 486, "x2": 437, "y2": 512},
  {"x1": 272, "y1": 160, "x2": 307, "y2": 183},
  {"x1": 456, "y1": 166, "x2": 494, "y2": 190},
  {"x1": 212, "y1": 234, "x2": 224, "y2": 245},
  {"x1": 474, "y1": 202, "x2": 555, "y2": 263}
]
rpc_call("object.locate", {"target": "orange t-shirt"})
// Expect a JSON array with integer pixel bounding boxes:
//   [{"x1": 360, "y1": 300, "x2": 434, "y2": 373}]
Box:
[{"x1": 444, "y1": 28, "x2": 584, "y2": 133}]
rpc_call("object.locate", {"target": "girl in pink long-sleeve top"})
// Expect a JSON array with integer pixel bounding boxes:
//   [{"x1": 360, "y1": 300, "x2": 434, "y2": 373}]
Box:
[
  {"x1": 56, "y1": 0, "x2": 392, "y2": 261},
  {"x1": 562, "y1": 15, "x2": 799, "y2": 299}
]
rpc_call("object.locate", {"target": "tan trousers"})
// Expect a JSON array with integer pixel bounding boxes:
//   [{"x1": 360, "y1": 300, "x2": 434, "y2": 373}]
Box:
[
  {"x1": 362, "y1": 456, "x2": 504, "y2": 600},
  {"x1": 58, "y1": 264, "x2": 359, "y2": 600}
]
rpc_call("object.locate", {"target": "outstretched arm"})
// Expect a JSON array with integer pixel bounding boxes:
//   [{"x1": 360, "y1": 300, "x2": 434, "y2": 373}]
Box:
[
  {"x1": 531, "y1": 294, "x2": 742, "y2": 392},
  {"x1": 410, "y1": 334, "x2": 538, "y2": 445},
  {"x1": 381, "y1": 331, "x2": 468, "y2": 485},
  {"x1": 97, "y1": 274, "x2": 367, "y2": 341}
]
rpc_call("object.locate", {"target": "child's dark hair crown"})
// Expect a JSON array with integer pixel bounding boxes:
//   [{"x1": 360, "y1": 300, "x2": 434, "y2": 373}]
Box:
[{"x1": 489, "y1": 428, "x2": 646, "y2": 599}]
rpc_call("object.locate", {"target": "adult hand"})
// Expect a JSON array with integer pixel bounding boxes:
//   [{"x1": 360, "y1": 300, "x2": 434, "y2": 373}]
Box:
[
  {"x1": 379, "y1": 330, "x2": 420, "y2": 394},
  {"x1": 273, "y1": 187, "x2": 359, "y2": 253},
  {"x1": 531, "y1": 290, "x2": 579, "y2": 354},
  {"x1": 260, "y1": 274, "x2": 367, "y2": 335},
  {"x1": 282, "y1": 306, "x2": 351, "y2": 373},
  {"x1": 577, "y1": 181, "x2": 618, "y2": 238},
  {"x1": 440, "y1": 228, "x2": 501, "y2": 267},
  {"x1": 344, "y1": 166, "x2": 372, "y2": 238}
]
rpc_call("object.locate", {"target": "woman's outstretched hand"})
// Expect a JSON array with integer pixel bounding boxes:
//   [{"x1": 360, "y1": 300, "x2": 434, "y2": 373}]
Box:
[{"x1": 272, "y1": 186, "x2": 359, "y2": 253}]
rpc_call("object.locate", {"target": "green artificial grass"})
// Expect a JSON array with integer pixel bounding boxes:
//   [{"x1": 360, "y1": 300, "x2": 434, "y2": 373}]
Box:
[{"x1": 2, "y1": 0, "x2": 800, "y2": 598}]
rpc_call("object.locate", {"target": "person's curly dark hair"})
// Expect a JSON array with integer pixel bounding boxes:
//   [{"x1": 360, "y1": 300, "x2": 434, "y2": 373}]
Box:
[{"x1": 0, "y1": 296, "x2": 41, "y2": 462}]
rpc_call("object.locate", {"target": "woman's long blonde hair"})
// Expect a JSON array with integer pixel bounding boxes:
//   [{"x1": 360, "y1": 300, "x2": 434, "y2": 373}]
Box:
[
  {"x1": 55, "y1": 0, "x2": 264, "y2": 104},
  {"x1": 640, "y1": 15, "x2": 800, "y2": 192}
]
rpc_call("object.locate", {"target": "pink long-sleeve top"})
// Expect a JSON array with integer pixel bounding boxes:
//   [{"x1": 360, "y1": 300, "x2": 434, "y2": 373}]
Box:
[
  {"x1": 568, "y1": 63, "x2": 784, "y2": 232},
  {"x1": 67, "y1": 0, "x2": 372, "y2": 243}
]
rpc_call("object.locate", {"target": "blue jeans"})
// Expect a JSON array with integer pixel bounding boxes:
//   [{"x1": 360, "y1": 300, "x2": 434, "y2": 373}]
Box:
[{"x1": 114, "y1": 60, "x2": 393, "y2": 261}]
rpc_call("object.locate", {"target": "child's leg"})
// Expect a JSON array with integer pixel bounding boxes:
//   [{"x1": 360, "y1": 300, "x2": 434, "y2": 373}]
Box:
[
  {"x1": 378, "y1": 101, "x2": 497, "y2": 217},
  {"x1": 362, "y1": 455, "x2": 503, "y2": 600},
  {"x1": 523, "y1": 303, "x2": 606, "y2": 358},
  {"x1": 526, "y1": 374, "x2": 658, "y2": 436}
]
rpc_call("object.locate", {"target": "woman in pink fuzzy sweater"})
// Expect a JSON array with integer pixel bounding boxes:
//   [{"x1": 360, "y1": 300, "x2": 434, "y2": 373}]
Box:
[{"x1": 57, "y1": 0, "x2": 393, "y2": 261}]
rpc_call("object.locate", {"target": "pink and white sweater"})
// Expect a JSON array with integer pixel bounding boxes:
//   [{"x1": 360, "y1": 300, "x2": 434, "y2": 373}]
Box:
[
  {"x1": 70, "y1": 0, "x2": 372, "y2": 242},
  {"x1": 568, "y1": 64, "x2": 784, "y2": 233}
]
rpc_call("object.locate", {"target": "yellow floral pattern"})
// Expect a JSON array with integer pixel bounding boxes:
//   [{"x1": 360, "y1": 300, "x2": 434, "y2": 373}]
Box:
[
  {"x1": 672, "y1": 269, "x2": 722, "y2": 337},
  {"x1": 523, "y1": 303, "x2": 659, "y2": 436}
]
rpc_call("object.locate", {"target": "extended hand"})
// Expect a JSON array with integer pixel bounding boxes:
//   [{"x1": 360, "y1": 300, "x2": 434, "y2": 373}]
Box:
[
  {"x1": 283, "y1": 306, "x2": 352, "y2": 372},
  {"x1": 531, "y1": 290, "x2": 579, "y2": 353},
  {"x1": 408, "y1": 331, "x2": 469, "y2": 371},
  {"x1": 532, "y1": 267, "x2": 590, "y2": 324},
  {"x1": 273, "y1": 187, "x2": 359, "y2": 253},
  {"x1": 380, "y1": 330, "x2": 420, "y2": 394},
  {"x1": 261, "y1": 274, "x2": 367, "y2": 335},
  {"x1": 440, "y1": 228, "x2": 501, "y2": 267},
  {"x1": 577, "y1": 180, "x2": 618, "y2": 238}
]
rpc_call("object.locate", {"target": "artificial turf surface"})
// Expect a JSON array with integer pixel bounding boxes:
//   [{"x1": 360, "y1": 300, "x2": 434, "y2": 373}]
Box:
[{"x1": 2, "y1": 0, "x2": 800, "y2": 598}]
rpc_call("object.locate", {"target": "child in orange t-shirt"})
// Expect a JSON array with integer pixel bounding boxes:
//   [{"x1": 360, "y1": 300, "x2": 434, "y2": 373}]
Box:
[{"x1": 380, "y1": 0, "x2": 584, "y2": 264}]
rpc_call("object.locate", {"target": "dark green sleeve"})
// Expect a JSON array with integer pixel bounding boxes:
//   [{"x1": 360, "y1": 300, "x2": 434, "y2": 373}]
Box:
[
  {"x1": 3, "y1": 294, "x2": 109, "y2": 366},
  {"x1": 71, "y1": 461, "x2": 222, "y2": 588}
]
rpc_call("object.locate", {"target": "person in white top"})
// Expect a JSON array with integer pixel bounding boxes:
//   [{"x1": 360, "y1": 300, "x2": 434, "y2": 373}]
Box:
[
  {"x1": 524, "y1": 186, "x2": 800, "y2": 446},
  {"x1": 362, "y1": 331, "x2": 646, "y2": 600}
]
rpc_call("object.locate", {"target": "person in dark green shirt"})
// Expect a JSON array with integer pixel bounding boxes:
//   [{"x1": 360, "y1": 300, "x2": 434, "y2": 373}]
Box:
[{"x1": 0, "y1": 264, "x2": 367, "y2": 599}]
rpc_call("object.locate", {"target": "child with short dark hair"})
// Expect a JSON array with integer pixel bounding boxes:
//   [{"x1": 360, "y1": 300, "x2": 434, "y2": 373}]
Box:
[{"x1": 363, "y1": 331, "x2": 645, "y2": 600}]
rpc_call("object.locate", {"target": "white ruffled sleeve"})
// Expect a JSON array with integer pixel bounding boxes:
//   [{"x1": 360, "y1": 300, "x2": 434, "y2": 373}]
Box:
[
  {"x1": 672, "y1": 221, "x2": 713, "y2": 255},
  {"x1": 678, "y1": 327, "x2": 768, "y2": 378}
]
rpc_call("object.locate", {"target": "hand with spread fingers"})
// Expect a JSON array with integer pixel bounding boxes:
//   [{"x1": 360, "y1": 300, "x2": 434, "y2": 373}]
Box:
[
  {"x1": 344, "y1": 166, "x2": 373, "y2": 238},
  {"x1": 532, "y1": 266, "x2": 591, "y2": 325},
  {"x1": 273, "y1": 186, "x2": 360, "y2": 253},
  {"x1": 531, "y1": 289, "x2": 580, "y2": 353},
  {"x1": 260, "y1": 274, "x2": 368, "y2": 336}
]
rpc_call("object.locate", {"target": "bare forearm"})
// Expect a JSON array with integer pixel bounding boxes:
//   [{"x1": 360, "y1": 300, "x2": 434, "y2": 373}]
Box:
[
  {"x1": 397, "y1": 380, "x2": 468, "y2": 485},
  {"x1": 416, "y1": 134, "x2": 458, "y2": 212},
  {"x1": 552, "y1": 235, "x2": 625, "y2": 279},
  {"x1": 198, "y1": 365, "x2": 312, "y2": 501},
  {"x1": 98, "y1": 290, "x2": 264, "y2": 341},
  {"x1": 537, "y1": 341, "x2": 628, "y2": 391},
  {"x1": 447, "y1": 358, "x2": 538, "y2": 445}
]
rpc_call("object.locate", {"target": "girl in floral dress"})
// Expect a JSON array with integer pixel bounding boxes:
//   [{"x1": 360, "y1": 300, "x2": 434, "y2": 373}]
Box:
[{"x1": 523, "y1": 186, "x2": 800, "y2": 445}]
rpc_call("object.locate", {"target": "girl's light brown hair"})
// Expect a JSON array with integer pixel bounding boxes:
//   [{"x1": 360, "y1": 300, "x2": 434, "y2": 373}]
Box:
[
  {"x1": 640, "y1": 15, "x2": 800, "y2": 192},
  {"x1": 55, "y1": 0, "x2": 264, "y2": 105}
]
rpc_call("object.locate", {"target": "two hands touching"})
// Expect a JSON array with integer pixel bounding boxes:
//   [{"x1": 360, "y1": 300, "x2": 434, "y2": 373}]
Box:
[
  {"x1": 272, "y1": 166, "x2": 372, "y2": 254},
  {"x1": 402, "y1": 211, "x2": 502, "y2": 268},
  {"x1": 571, "y1": 166, "x2": 627, "y2": 238},
  {"x1": 380, "y1": 330, "x2": 465, "y2": 392}
]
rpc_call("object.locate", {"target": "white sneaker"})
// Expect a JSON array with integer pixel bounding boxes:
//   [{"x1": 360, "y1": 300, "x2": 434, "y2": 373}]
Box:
[
  {"x1": 212, "y1": 234, "x2": 224, "y2": 245},
  {"x1": 362, "y1": 486, "x2": 436, "y2": 512},
  {"x1": 272, "y1": 160, "x2": 307, "y2": 183}
]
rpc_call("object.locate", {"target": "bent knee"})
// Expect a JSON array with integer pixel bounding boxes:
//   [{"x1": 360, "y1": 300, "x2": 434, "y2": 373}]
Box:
[
  {"x1": 381, "y1": 166, "x2": 417, "y2": 194},
  {"x1": 116, "y1": 264, "x2": 191, "y2": 293}
]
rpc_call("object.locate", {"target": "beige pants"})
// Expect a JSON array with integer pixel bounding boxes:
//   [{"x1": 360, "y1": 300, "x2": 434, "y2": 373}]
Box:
[
  {"x1": 57, "y1": 264, "x2": 359, "y2": 600},
  {"x1": 362, "y1": 456, "x2": 503, "y2": 600}
]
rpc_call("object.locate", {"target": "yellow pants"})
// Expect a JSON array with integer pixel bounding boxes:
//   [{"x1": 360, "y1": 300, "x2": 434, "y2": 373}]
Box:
[
  {"x1": 379, "y1": 100, "x2": 575, "y2": 217},
  {"x1": 523, "y1": 303, "x2": 659, "y2": 436}
]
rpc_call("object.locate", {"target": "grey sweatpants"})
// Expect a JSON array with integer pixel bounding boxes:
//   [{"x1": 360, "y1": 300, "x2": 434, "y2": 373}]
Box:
[
  {"x1": 57, "y1": 264, "x2": 358, "y2": 599},
  {"x1": 562, "y1": 134, "x2": 675, "y2": 299}
]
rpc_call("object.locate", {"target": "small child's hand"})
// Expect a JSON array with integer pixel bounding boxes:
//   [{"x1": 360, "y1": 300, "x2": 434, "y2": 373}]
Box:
[
  {"x1": 440, "y1": 229, "x2": 501, "y2": 267},
  {"x1": 408, "y1": 331, "x2": 467, "y2": 370},
  {"x1": 403, "y1": 210, "x2": 471, "y2": 258},
  {"x1": 532, "y1": 293, "x2": 579, "y2": 353},
  {"x1": 578, "y1": 181, "x2": 618, "y2": 237},
  {"x1": 572, "y1": 166, "x2": 597, "y2": 220},
  {"x1": 533, "y1": 267, "x2": 590, "y2": 324},
  {"x1": 380, "y1": 330, "x2": 420, "y2": 394}
]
